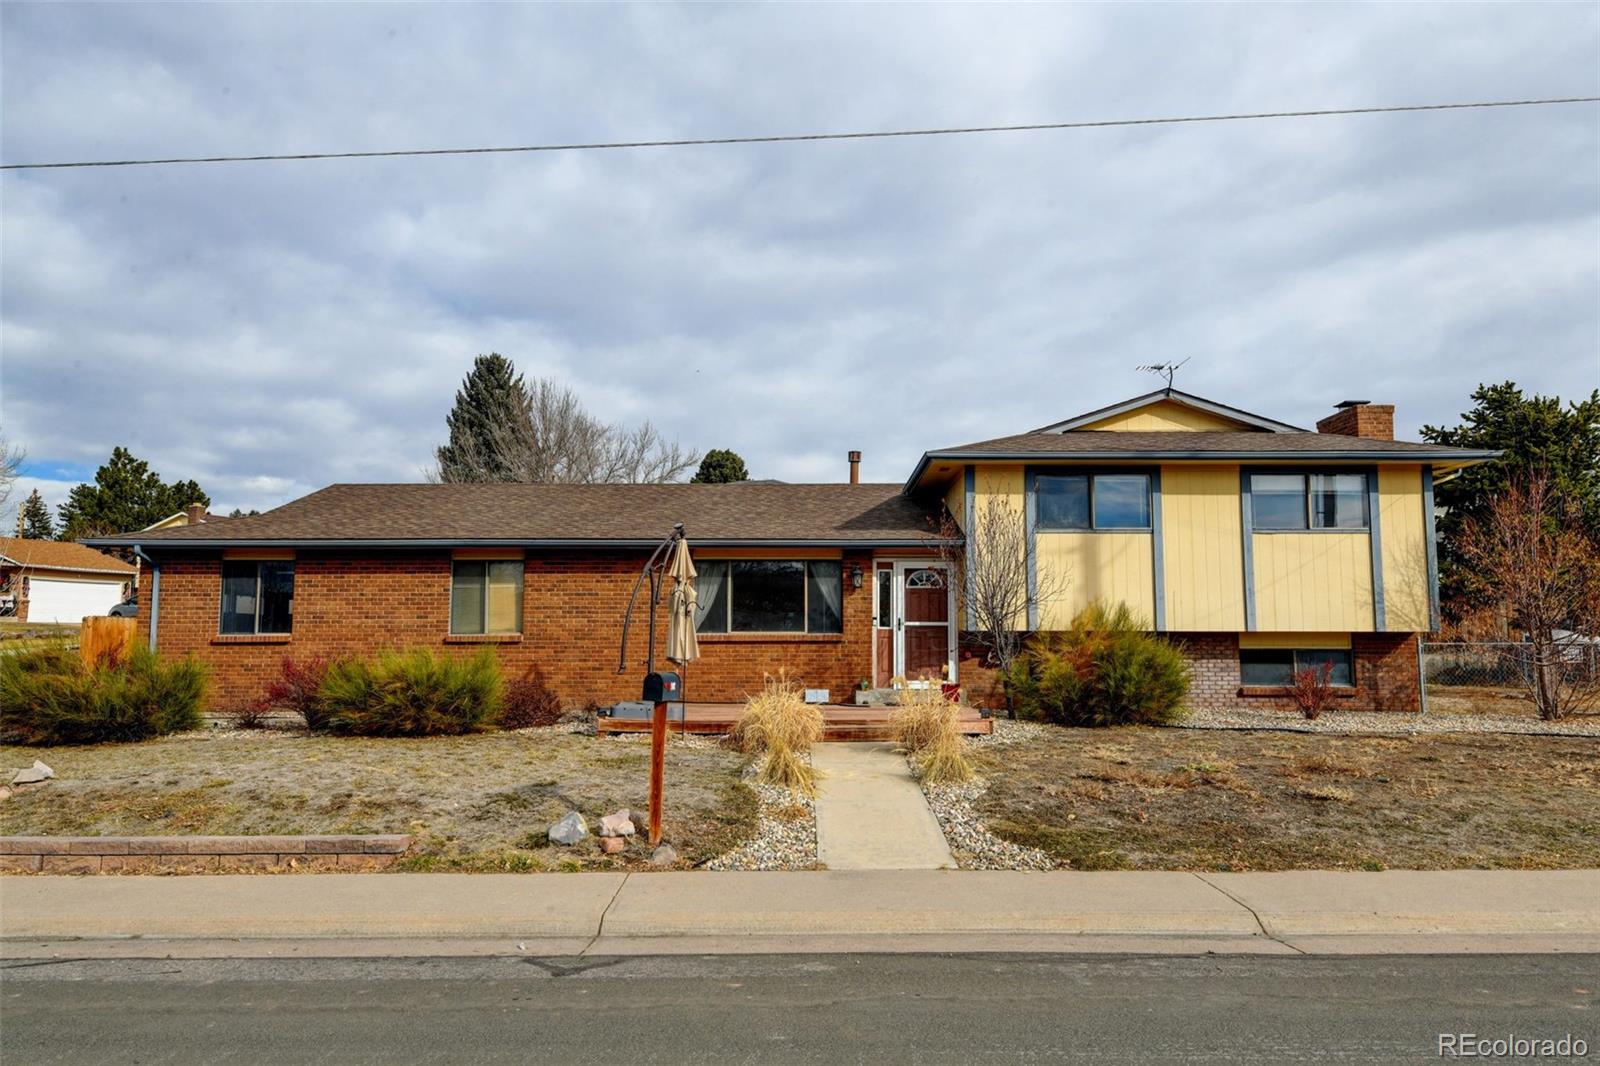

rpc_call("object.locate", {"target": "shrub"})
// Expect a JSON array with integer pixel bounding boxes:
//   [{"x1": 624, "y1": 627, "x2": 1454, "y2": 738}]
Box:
[
  {"x1": 317, "y1": 648, "x2": 503, "y2": 737},
  {"x1": 1292, "y1": 663, "x2": 1336, "y2": 720},
  {"x1": 732, "y1": 670, "x2": 823, "y2": 795},
  {"x1": 254, "y1": 656, "x2": 333, "y2": 731},
  {"x1": 0, "y1": 644, "x2": 207, "y2": 745},
  {"x1": 893, "y1": 680, "x2": 973, "y2": 784},
  {"x1": 500, "y1": 664, "x2": 564, "y2": 729},
  {"x1": 1005, "y1": 601, "x2": 1190, "y2": 727}
]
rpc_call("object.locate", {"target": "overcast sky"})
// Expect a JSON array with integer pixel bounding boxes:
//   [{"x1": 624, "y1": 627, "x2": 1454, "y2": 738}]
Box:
[{"x1": 2, "y1": 3, "x2": 1597, "y2": 519}]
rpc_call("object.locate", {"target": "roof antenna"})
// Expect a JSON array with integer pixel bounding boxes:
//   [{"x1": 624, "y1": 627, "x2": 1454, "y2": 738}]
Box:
[{"x1": 1135, "y1": 357, "x2": 1190, "y2": 394}]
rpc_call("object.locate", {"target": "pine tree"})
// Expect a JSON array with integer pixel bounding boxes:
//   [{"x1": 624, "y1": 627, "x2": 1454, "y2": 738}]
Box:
[
  {"x1": 1422, "y1": 381, "x2": 1600, "y2": 618},
  {"x1": 435, "y1": 354, "x2": 526, "y2": 483},
  {"x1": 55, "y1": 448, "x2": 211, "y2": 540},
  {"x1": 19, "y1": 489, "x2": 53, "y2": 540},
  {"x1": 691, "y1": 449, "x2": 750, "y2": 484}
]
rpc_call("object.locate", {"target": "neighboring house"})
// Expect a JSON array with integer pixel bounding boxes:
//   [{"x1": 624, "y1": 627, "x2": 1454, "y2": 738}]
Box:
[
  {"x1": 87, "y1": 390, "x2": 1497, "y2": 713},
  {"x1": 0, "y1": 538, "x2": 137, "y2": 624}
]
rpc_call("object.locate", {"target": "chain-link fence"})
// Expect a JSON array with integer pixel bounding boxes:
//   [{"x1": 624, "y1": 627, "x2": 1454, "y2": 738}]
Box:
[{"x1": 1421, "y1": 640, "x2": 1600, "y2": 716}]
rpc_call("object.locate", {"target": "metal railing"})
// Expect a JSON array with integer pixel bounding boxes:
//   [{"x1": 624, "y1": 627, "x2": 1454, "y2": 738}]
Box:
[{"x1": 1420, "y1": 639, "x2": 1600, "y2": 716}]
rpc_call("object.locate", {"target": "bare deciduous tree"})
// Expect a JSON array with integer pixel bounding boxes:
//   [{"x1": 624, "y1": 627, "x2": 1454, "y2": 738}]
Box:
[
  {"x1": 1456, "y1": 471, "x2": 1600, "y2": 720},
  {"x1": 930, "y1": 492, "x2": 1069, "y2": 716},
  {"x1": 0, "y1": 430, "x2": 24, "y2": 514},
  {"x1": 434, "y1": 376, "x2": 698, "y2": 484}
]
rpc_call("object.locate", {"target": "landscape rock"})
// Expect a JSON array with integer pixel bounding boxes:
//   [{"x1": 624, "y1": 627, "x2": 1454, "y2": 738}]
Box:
[
  {"x1": 650, "y1": 843, "x2": 678, "y2": 867},
  {"x1": 600, "y1": 836, "x2": 627, "y2": 855},
  {"x1": 547, "y1": 811, "x2": 588, "y2": 845},
  {"x1": 10, "y1": 760, "x2": 54, "y2": 786},
  {"x1": 598, "y1": 810, "x2": 636, "y2": 837}
]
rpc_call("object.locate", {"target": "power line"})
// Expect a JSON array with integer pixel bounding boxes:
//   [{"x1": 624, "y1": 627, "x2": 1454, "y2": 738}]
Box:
[{"x1": 2, "y1": 95, "x2": 1595, "y2": 172}]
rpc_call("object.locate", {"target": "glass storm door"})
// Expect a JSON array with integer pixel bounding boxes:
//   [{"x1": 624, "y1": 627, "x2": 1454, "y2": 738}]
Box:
[{"x1": 893, "y1": 562, "x2": 954, "y2": 682}]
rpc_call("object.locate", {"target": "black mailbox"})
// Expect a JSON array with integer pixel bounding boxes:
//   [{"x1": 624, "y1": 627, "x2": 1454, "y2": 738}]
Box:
[{"x1": 642, "y1": 671, "x2": 682, "y2": 703}]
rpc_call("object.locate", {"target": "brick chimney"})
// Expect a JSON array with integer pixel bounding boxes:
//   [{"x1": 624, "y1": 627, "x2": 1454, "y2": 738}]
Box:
[
  {"x1": 848, "y1": 450, "x2": 862, "y2": 484},
  {"x1": 1316, "y1": 400, "x2": 1394, "y2": 441},
  {"x1": 185, "y1": 503, "x2": 206, "y2": 525}
]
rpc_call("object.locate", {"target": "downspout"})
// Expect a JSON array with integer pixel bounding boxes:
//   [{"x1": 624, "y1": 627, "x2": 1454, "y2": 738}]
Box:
[{"x1": 133, "y1": 545, "x2": 159, "y2": 653}]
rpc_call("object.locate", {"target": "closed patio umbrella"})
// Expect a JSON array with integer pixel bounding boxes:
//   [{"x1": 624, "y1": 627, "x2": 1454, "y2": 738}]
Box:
[{"x1": 665, "y1": 535, "x2": 699, "y2": 666}]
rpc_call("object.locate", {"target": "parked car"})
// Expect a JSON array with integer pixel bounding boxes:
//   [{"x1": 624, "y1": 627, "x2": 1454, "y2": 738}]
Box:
[{"x1": 108, "y1": 594, "x2": 138, "y2": 618}]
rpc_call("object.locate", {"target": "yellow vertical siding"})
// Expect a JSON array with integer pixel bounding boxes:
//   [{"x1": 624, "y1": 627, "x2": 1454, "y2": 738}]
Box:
[
  {"x1": 1378, "y1": 465, "x2": 1431, "y2": 632},
  {"x1": 1036, "y1": 532, "x2": 1155, "y2": 629},
  {"x1": 943, "y1": 476, "x2": 965, "y2": 534},
  {"x1": 1160, "y1": 464, "x2": 1246, "y2": 631},
  {"x1": 968, "y1": 465, "x2": 1026, "y2": 627},
  {"x1": 1252, "y1": 532, "x2": 1374, "y2": 631},
  {"x1": 1080, "y1": 400, "x2": 1256, "y2": 432},
  {"x1": 971, "y1": 464, "x2": 1025, "y2": 512}
]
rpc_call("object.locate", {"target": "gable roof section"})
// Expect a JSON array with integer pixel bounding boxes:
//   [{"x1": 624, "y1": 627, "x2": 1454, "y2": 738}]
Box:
[
  {"x1": 0, "y1": 537, "x2": 136, "y2": 575},
  {"x1": 86, "y1": 483, "x2": 943, "y2": 550},
  {"x1": 1034, "y1": 389, "x2": 1307, "y2": 434}
]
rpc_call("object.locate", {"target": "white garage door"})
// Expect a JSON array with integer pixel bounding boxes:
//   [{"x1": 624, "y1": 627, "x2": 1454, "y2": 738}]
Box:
[{"x1": 28, "y1": 577, "x2": 126, "y2": 624}]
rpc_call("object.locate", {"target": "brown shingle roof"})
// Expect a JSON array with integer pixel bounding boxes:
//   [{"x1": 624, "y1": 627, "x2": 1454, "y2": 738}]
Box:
[
  {"x1": 89, "y1": 483, "x2": 942, "y2": 548},
  {"x1": 0, "y1": 537, "x2": 136, "y2": 575},
  {"x1": 905, "y1": 431, "x2": 1500, "y2": 489},
  {"x1": 935, "y1": 430, "x2": 1493, "y2": 456}
]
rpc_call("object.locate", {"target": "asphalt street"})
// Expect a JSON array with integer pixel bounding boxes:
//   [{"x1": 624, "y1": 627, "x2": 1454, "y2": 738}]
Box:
[{"x1": 2, "y1": 952, "x2": 1595, "y2": 1064}]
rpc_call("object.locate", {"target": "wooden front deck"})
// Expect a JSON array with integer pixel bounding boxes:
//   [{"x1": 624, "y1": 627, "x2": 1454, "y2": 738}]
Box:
[{"x1": 597, "y1": 702, "x2": 993, "y2": 742}]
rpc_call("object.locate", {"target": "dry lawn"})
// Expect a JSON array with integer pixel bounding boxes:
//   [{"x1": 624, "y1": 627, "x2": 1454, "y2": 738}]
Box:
[
  {"x1": 0, "y1": 729, "x2": 757, "y2": 872},
  {"x1": 976, "y1": 726, "x2": 1600, "y2": 871}
]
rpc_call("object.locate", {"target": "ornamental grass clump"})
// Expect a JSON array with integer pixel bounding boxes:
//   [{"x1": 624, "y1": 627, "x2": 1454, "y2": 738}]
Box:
[
  {"x1": 0, "y1": 643, "x2": 207, "y2": 745},
  {"x1": 1005, "y1": 601, "x2": 1190, "y2": 728},
  {"x1": 732, "y1": 670, "x2": 822, "y2": 796},
  {"x1": 317, "y1": 647, "x2": 502, "y2": 737},
  {"x1": 892, "y1": 680, "x2": 973, "y2": 784}
]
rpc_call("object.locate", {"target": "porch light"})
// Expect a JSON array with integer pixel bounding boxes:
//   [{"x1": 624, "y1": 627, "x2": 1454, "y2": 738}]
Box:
[{"x1": 849, "y1": 564, "x2": 863, "y2": 589}]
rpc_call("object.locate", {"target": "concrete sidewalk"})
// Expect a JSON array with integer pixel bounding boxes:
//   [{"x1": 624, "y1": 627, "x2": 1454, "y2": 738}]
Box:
[{"x1": 3, "y1": 869, "x2": 1597, "y2": 959}]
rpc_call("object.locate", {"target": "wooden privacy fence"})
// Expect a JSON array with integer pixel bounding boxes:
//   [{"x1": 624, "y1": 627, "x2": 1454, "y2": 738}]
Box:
[{"x1": 80, "y1": 616, "x2": 137, "y2": 666}]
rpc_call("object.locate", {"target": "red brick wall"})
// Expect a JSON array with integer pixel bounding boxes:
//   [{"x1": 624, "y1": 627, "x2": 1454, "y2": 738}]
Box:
[
  {"x1": 958, "y1": 629, "x2": 1423, "y2": 714},
  {"x1": 1178, "y1": 631, "x2": 1421, "y2": 713},
  {"x1": 143, "y1": 550, "x2": 874, "y2": 710}
]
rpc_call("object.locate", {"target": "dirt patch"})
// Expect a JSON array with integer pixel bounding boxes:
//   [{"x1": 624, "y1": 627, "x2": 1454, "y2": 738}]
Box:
[
  {"x1": 0, "y1": 728, "x2": 757, "y2": 872},
  {"x1": 973, "y1": 726, "x2": 1600, "y2": 871}
]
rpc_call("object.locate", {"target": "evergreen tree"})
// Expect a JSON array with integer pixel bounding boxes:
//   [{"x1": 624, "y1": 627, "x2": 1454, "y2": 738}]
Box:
[
  {"x1": 1421, "y1": 382, "x2": 1600, "y2": 617},
  {"x1": 435, "y1": 354, "x2": 526, "y2": 482},
  {"x1": 55, "y1": 448, "x2": 211, "y2": 540},
  {"x1": 691, "y1": 448, "x2": 750, "y2": 484},
  {"x1": 19, "y1": 489, "x2": 53, "y2": 540}
]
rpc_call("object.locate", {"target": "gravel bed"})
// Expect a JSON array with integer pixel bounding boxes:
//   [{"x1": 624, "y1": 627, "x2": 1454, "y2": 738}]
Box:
[
  {"x1": 1180, "y1": 706, "x2": 1600, "y2": 737},
  {"x1": 914, "y1": 722, "x2": 1058, "y2": 871},
  {"x1": 921, "y1": 775, "x2": 1058, "y2": 871},
  {"x1": 701, "y1": 760, "x2": 817, "y2": 871}
]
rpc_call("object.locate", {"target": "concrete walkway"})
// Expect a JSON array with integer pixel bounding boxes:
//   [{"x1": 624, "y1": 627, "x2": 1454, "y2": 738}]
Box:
[
  {"x1": 809, "y1": 742, "x2": 955, "y2": 870},
  {"x1": 4, "y1": 870, "x2": 1598, "y2": 959}
]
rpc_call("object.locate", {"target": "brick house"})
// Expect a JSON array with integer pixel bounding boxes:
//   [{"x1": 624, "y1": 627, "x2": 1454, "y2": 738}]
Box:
[{"x1": 88, "y1": 390, "x2": 1496, "y2": 713}]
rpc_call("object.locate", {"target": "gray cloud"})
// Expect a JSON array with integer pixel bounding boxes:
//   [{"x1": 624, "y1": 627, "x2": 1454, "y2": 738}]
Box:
[{"x1": 2, "y1": 2, "x2": 1596, "y2": 517}]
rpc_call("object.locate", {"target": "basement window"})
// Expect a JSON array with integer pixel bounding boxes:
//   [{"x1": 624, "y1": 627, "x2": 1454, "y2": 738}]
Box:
[
  {"x1": 220, "y1": 561, "x2": 294, "y2": 635},
  {"x1": 1239, "y1": 647, "x2": 1353, "y2": 687},
  {"x1": 450, "y1": 560, "x2": 524, "y2": 635}
]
